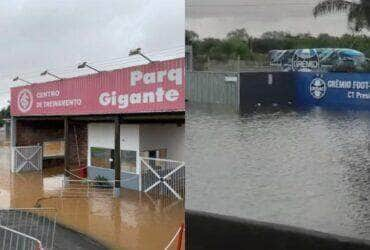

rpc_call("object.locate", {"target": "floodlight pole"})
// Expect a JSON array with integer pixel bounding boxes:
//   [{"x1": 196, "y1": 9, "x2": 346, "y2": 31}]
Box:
[
  {"x1": 85, "y1": 64, "x2": 100, "y2": 73},
  {"x1": 77, "y1": 62, "x2": 100, "y2": 73},
  {"x1": 138, "y1": 53, "x2": 154, "y2": 63},
  {"x1": 41, "y1": 70, "x2": 62, "y2": 80},
  {"x1": 12, "y1": 77, "x2": 32, "y2": 85},
  {"x1": 129, "y1": 48, "x2": 154, "y2": 63}
]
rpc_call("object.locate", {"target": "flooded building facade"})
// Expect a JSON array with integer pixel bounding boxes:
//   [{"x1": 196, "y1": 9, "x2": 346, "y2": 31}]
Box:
[{"x1": 9, "y1": 58, "x2": 185, "y2": 195}]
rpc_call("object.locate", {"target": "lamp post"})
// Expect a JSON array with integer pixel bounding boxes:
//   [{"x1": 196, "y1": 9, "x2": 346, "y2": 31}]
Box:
[
  {"x1": 77, "y1": 62, "x2": 100, "y2": 73},
  {"x1": 129, "y1": 48, "x2": 154, "y2": 63},
  {"x1": 40, "y1": 70, "x2": 62, "y2": 80}
]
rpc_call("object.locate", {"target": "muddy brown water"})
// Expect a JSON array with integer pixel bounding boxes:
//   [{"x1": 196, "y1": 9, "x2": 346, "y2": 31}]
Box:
[{"x1": 0, "y1": 144, "x2": 184, "y2": 250}]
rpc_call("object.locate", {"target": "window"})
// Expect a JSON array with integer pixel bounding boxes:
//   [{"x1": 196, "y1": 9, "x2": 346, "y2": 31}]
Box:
[
  {"x1": 121, "y1": 150, "x2": 137, "y2": 173},
  {"x1": 141, "y1": 149, "x2": 168, "y2": 170},
  {"x1": 141, "y1": 149, "x2": 167, "y2": 159},
  {"x1": 90, "y1": 147, "x2": 114, "y2": 169},
  {"x1": 90, "y1": 147, "x2": 137, "y2": 173}
]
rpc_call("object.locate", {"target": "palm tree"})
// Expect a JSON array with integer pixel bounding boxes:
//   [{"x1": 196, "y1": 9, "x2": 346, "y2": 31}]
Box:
[{"x1": 313, "y1": 0, "x2": 370, "y2": 32}]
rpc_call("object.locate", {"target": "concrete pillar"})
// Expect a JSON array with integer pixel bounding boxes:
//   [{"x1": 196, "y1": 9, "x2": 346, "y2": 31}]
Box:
[
  {"x1": 10, "y1": 117, "x2": 17, "y2": 172},
  {"x1": 114, "y1": 116, "x2": 121, "y2": 197},
  {"x1": 64, "y1": 117, "x2": 70, "y2": 178},
  {"x1": 10, "y1": 117, "x2": 16, "y2": 147}
]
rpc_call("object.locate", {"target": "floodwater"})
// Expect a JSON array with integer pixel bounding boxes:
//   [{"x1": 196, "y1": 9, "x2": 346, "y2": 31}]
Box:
[
  {"x1": 0, "y1": 142, "x2": 184, "y2": 250},
  {"x1": 186, "y1": 103, "x2": 370, "y2": 240}
]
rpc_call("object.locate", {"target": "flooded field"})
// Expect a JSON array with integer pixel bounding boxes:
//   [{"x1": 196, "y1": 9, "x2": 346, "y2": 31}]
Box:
[
  {"x1": 0, "y1": 143, "x2": 184, "y2": 250},
  {"x1": 186, "y1": 103, "x2": 369, "y2": 240}
]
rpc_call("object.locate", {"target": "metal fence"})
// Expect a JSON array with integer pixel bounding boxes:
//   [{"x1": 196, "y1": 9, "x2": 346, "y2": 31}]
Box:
[
  {"x1": 0, "y1": 208, "x2": 57, "y2": 250},
  {"x1": 60, "y1": 179, "x2": 115, "y2": 198},
  {"x1": 186, "y1": 71, "x2": 239, "y2": 111},
  {"x1": 11, "y1": 146, "x2": 43, "y2": 173},
  {"x1": 140, "y1": 157, "x2": 185, "y2": 200},
  {"x1": 0, "y1": 225, "x2": 43, "y2": 250}
]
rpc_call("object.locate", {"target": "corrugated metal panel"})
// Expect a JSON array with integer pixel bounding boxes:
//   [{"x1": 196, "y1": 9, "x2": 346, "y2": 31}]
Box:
[
  {"x1": 186, "y1": 71, "x2": 239, "y2": 110},
  {"x1": 11, "y1": 58, "x2": 185, "y2": 117}
]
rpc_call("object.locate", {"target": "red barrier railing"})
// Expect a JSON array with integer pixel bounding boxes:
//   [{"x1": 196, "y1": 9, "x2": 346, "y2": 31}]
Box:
[{"x1": 165, "y1": 223, "x2": 185, "y2": 250}]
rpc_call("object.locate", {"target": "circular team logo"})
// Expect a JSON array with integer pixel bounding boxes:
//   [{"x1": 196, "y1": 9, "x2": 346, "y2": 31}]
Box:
[
  {"x1": 310, "y1": 78, "x2": 327, "y2": 100},
  {"x1": 17, "y1": 89, "x2": 33, "y2": 113}
]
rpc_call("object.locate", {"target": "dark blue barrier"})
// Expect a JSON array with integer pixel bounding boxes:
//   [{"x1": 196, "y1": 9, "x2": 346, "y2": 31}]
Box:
[
  {"x1": 238, "y1": 72, "x2": 370, "y2": 112},
  {"x1": 295, "y1": 73, "x2": 370, "y2": 109},
  {"x1": 239, "y1": 72, "x2": 295, "y2": 112},
  {"x1": 186, "y1": 210, "x2": 370, "y2": 250}
]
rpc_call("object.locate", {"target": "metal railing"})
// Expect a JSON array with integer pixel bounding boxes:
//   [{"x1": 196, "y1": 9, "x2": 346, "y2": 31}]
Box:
[
  {"x1": 0, "y1": 225, "x2": 43, "y2": 250},
  {"x1": 0, "y1": 208, "x2": 57, "y2": 249},
  {"x1": 11, "y1": 146, "x2": 43, "y2": 173},
  {"x1": 64, "y1": 167, "x2": 87, "y2": 180},
  {"x1": 140, "y1": 157, "x2": 185, "y2": 200},
  {"x1": 164, "y1": 223, "x2": 184, "y2": 250},
  {"x1": 60, "y1": 179, "x2": 115, "y2": 198}
]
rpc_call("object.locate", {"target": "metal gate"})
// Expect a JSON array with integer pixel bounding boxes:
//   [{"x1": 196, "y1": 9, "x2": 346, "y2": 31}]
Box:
[
  {"x1": 11, "y1": 146, "x2": 43, "y2": 173},
  {"x1": 0, "y1": 208, "x2": 57, "y2": 249},
  {"x1": 140, "y1": 157, "x2": 185, "y2": 200}
]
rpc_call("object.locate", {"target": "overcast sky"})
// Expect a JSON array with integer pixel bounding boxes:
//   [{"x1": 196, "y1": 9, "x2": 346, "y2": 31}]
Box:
[
  {"x1": 0, "y1": 0, "x2": 184, "y2": 108},
  {"x1": 186, "y1": 0, "x2": 368, "y2": 38}
]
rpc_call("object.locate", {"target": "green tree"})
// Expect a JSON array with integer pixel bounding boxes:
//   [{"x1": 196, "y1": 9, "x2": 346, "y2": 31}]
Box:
[
  {"x1": 226, "y1": 28, "x2": 250, "y2": 41},
  {"x1": 186, "y1": 30, "x2": 199, "y2": 45},
  {"x1": 313, "y1": 0, "x2": 370, "y2": 32},
  {"x1": 260, "y1": 31, "x2": 290, "y2": 40},
  {"x1": 0, "y1": 105, "x2": 10, "y2": 118}
]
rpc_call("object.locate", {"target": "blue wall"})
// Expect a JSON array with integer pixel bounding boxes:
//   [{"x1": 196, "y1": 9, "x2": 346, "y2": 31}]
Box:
[
  {"x1": 87, "y1": 166, "x2": 140, "y2": 190},
  {"x1": 295, "y1": 73, "x2": 370, "y2": 109},
  {"x1": 239, "y1": 72, "x2": 295, "y2": 112}
]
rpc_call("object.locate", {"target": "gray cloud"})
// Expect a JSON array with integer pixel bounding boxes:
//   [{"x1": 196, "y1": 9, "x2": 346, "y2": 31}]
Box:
[
  {"x1": 186, "y1": 0, "x2": 367, "y2": 38},
  {"x1": 0, "y1": 0, "x2": 184, "y2": 107}
]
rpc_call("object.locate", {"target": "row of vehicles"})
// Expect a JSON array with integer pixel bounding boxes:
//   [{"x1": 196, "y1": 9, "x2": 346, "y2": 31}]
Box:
[{"x1": 268, "y1": 48, "x2": 369, "y2": 72}]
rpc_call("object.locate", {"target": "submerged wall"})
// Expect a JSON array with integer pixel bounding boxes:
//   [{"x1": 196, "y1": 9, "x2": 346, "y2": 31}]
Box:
[
  {"x1": 295, "y1": 73, "x2": 370, "y2": 108},
  {"x1": 16, "y1": 119, "x2": 65, "y2": 168},
  {"x1": 239, "y1": 72, "x2": 295, "y2": 112},
  {"x1": 186, "y1": 210, "x2": 370, "y2": 250},
  {"x1": 87, "y1": 166, "x2": 139, "y2": 190},
  {"x1": 87, "y1": 123, "x2": 140, "y2": 174},
  {"x1": 14, "y1": 119, "x2": 88, "y2": 169},
  {"x1": 239, "y1": 72, "x2": 370, "y2": 112}
]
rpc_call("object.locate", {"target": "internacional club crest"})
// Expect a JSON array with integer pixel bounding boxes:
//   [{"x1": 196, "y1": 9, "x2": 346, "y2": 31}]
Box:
[
  {"x1": 17, "y1": 89, "x2": 33, "y2": 112},
  {"x1": 309, "y1": 78, "x2": 327, "y2": 100}
]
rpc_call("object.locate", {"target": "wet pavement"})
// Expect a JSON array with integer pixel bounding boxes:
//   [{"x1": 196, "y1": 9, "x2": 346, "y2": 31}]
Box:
[{"x1": 0, "y1": 142, "x2": 184, "y2": 250}]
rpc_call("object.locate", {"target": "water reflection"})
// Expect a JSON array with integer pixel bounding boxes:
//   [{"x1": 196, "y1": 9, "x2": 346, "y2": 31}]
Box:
[
  {"x1": 0, "y1": 145, "x2": 184, "y2": 250},
  {"x1": 186, "y1": 103, "x2": 369, "y2": 240}
]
